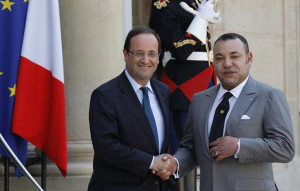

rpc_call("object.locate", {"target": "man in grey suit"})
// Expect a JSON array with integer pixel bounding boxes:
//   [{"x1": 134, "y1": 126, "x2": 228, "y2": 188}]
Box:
[{"x1": 158, "y1": 33, "x2": 295, "y2": 191}]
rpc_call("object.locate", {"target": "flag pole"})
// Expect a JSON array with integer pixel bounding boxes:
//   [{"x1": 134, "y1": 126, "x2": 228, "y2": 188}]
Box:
[
  {"x1": 0, "y1": 133, "x2": 43, "y2": 191},
  {"x1": 41, "y1": 152, "x2": 46, "y2": 190},
  {"x1": 4, "y1": 157, "x2": 9, "y2": 191}
]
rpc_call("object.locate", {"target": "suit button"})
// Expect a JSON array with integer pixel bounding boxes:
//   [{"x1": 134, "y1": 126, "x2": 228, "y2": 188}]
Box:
[{"x1": 155, "y1": 180, "x2": 159, "y2": 185}]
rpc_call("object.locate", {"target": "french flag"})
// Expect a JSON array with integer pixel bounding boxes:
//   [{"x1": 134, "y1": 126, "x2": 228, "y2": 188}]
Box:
[{"x1": 12, "y1": 0, "x2": 67, "y2": 177}]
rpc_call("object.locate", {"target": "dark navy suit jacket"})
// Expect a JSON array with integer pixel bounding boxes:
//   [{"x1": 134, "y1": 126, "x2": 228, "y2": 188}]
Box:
[{"x1": 88, "y1": 71, "x2": 171, "y2": 191}]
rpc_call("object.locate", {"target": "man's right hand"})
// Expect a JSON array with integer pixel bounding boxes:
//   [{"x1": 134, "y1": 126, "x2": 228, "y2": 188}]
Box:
[
  {"x1": 152, "y1": 154, "x2": 170, "y2": 174},
  {"x1": 154, "y1": 154, "x2": 177, "y2": 180}
]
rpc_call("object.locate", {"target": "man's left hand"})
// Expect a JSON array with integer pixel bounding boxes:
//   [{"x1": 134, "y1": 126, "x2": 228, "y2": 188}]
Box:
[{"x1": 209, "y1": 136, "x2": 239, "y2": 162}]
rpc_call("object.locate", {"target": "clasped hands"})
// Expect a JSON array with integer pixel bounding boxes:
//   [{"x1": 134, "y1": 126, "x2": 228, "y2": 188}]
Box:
[
  {"x1": 151, "y1": 154, "x2": 177, "y2": 180},
  {"x1": 151, "y1": 137, "x2": 238, "y2": 180}
]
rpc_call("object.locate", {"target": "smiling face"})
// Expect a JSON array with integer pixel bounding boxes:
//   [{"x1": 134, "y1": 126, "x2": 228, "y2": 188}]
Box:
[
  {"x1": 213, "y1": 38, "x2": 253, "y2": 90},
  {"x1": 124, "y1": 33, "x2": 159, "y2": 86}
]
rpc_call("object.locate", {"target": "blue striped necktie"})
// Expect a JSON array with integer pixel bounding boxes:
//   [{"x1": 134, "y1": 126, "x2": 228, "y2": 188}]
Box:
[{"x1": 141, "y1": 87, "x2": 159, "y2": 151}]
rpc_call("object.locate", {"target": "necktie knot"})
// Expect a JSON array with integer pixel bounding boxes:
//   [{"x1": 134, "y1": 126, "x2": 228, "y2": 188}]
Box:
[
  {"x1": 140, "y1": 87, "x2": 149, "y2": 96},
  {"x1": 223, "y1": 92, "x2": 233, "y2": 101}
]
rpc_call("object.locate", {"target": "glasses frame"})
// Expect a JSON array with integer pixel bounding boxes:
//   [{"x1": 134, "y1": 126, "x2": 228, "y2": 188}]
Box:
[{"x1": 127, "y1": 50, "x2": 160, "y2": 59}]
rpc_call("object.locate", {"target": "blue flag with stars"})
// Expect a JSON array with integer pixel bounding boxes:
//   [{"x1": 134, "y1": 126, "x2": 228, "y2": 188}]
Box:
[{"x1": 0, "y1": 0, "x2": 28, "y2": 177}]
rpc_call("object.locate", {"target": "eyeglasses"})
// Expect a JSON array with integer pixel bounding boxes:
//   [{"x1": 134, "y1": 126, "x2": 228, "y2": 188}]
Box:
[{"x1": 128, "y1": 50, "x2": 159, "y2": 59}]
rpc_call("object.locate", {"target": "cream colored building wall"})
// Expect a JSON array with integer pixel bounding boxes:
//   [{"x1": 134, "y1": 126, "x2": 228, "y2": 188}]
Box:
[
  {"x1": 4, "y1": 0, "x2": 299, "y2": 190},
  {"x1": 211, "y1": 0, "x2": 300, "y2": 190}
]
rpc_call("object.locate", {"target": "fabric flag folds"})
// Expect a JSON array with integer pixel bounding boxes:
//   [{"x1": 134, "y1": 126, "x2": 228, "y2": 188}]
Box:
[
  {"x1": 12, "y1": 0, "x2": 67, "y2": 177},
  {"x1": 0, "y1": 0, "x2": 29, "y2": 177}
]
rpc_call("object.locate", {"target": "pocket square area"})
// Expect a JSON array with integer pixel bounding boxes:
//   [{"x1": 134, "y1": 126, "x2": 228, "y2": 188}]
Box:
[{"x1": 241, "y1": 115, "x2": 250, "y2": 119}]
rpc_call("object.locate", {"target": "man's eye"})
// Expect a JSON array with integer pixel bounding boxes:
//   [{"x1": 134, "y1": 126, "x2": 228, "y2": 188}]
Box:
[
  {"x1": 148, "y1": 53, "x2": 157, "y2": 58},
  {"x1": 135, "y1": 52, "x2": 144, "y2": 57}
]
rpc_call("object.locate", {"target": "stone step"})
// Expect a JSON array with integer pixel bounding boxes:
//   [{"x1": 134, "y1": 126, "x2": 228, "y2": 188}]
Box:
[{"x1": 0, "y1": 175, "x2": 90, "y2": 191}]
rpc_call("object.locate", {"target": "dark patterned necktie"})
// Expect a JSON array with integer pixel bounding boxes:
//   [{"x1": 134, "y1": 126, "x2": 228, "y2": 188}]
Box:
[{"x1": 209, "y1": 92, "x2": 233, "y2": 143}]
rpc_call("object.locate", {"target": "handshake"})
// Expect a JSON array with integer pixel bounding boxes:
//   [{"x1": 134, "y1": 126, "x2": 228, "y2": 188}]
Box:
[{"x1": 151, "y1": 154, "x2": 177, "y2": 180}]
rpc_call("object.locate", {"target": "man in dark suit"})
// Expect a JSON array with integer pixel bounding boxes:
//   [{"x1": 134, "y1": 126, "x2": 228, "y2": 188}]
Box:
[
  {"x1": 159, "y1": 33, "x2": 295, "y2": 191},
  {"x1": 88, "y1": 26, "x2": 172, "y2": 191}
]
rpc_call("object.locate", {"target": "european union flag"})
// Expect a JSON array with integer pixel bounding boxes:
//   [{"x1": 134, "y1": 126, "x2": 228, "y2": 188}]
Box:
[{"x1": 0, "y1": 0, "x2": 28, "y2": 177}]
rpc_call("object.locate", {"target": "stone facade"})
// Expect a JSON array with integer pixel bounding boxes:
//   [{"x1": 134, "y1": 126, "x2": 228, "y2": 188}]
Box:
[
  {"x1": 1, "y1": 0, "x2": 299, "y2": 190},
  {"x1": 210, "y1": 1, "x2": 299, "y2": 190}
]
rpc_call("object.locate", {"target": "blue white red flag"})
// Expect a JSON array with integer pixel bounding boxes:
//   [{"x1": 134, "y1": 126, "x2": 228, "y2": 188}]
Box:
[
  {"x1": 0, "y1": 0, "x2": 67, "y2": 177},
  {"x1": 12, "y1": 0, "x2": 67, "y2": 177},
  {"x1": 0, "y1": 0, "x2": 29, "y2": 177}
]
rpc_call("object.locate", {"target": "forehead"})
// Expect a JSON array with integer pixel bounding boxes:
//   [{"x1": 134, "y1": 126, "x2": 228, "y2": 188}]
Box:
[
  {"x1": 214, "y1": 38, "x2": 245, "y2": 54},
  {"x1": 130, "y1": 33, "x2": 158, "y2": 51}
]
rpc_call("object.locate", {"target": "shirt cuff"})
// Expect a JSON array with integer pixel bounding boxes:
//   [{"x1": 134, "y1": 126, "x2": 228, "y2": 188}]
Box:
[
  {"x1": 173, "y1": 157, "x2": 180, "y2": 179},
  {"x1": 149, "y1": 156, "x2": 154, "y2": 169},
  {"x1": 234, "y1": 139, "x2": 240, "y2": 158}
]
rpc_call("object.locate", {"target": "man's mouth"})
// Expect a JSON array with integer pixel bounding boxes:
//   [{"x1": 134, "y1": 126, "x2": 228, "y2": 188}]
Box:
[
  {"x1": 138, "y1": 64, "x2": 151, "y2": 69},
  {"x1": 224, "y1": 70, "x2": 235, "y2": 75}
]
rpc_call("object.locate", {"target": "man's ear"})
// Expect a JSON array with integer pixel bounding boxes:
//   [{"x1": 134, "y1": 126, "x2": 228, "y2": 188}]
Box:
[
  {"x1": 123, "y1": 49, "x2": 128, "y2": 62},
  {"x1": 247, "y1": 52, "x2": 253, "y2": 66}
]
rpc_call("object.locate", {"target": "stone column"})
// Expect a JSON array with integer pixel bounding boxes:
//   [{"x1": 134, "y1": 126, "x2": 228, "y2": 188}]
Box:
[
  {"x1": 7, "y1": 1, "x2": 125, "y2": 190},
  {"x1": 59, "y1": 0, "x2": 125, "y2": 189}
]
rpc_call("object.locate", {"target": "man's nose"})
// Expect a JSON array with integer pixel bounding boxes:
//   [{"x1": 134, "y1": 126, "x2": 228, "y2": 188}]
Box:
[
  {"x1": 141, "y1": 54, "x2": 151, "y2": 62},
  {"x1": 224, "y1": 58, "x2": 233, "y2": 67}
]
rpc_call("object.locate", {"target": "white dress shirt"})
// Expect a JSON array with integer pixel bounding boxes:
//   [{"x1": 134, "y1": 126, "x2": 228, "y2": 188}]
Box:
[
  {"x1": 125, "y1": 70, "x2": 164, "y2": 169},
  {"x1": 208, "y1": 76, "x2": 249, "y2": 157}
]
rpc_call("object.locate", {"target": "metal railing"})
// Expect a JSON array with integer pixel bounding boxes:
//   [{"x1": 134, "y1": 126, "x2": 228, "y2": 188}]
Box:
[{"x1": 0, "y1": 133, "x2": 44, "y2": 191}]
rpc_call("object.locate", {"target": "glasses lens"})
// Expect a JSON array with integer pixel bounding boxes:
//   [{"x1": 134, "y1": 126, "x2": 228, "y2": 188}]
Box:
[
  {"x1": 147, "y1": 52, "x2": 158, "y2": 59},
  {"x1": 130, "y1": 50, "x2": 158, "y2": 59},
  {"x1": 134, "y1": 52, "x2": 145, "y2": 58}
]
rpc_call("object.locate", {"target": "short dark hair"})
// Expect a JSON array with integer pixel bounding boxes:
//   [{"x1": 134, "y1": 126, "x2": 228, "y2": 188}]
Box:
[
  {"x1": 214, "y1": 33, "x2": 249, "y2": 54},
  {"x1": 123, "y1": 26, "x2": 162, "y2": 53}
]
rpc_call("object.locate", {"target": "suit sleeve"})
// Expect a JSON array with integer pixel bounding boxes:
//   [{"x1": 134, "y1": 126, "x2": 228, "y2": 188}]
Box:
[
  {"x1": 89, "y1": 88, "x2": 153, "y2": 178},
  {"x1": 173, "y1": 96, "x2": 198, "y2": 177},
  {"x1": 238, "y1": 89, "x2": 295, "y2": 163}
]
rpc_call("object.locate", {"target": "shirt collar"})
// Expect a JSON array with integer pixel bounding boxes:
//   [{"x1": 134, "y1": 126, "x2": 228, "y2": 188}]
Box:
[
  {"x1": 125, "y1": 69, "x2": 153, "y2": 93},
  {"x1": 217, "y1": 75, "x2": 249, "y2": 101}
]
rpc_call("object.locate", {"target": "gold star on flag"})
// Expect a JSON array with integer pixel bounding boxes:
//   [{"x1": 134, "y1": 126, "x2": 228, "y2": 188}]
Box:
[
  {"x1": 0, "y1": 72, "x2": 3, "y2": 75},
  {"x1": 24, "y1": 0, "x2": 28, "y2": 2},
  {"x1": 1, "y1": 0, "x2": 15, "y2": 12},
  {"x1": 8, "y1": 84, "x2": 16, "y2": 97}
]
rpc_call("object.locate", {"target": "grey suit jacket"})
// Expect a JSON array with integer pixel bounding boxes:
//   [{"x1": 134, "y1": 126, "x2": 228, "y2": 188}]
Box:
[{"x1": 174, "y1": 76, "x2": 295, "y2": 191}]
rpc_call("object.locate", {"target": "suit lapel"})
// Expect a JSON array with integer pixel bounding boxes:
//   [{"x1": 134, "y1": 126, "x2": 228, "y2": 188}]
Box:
[
  {"x1": 226, "y1": 77, "x2": 257, "y2": 136},
  {"x1": 200, "y1": 85, "x2": 220, "y2": 157},
  {"x1": 118, "y1": 72, "x2": 159, "y2": 153},
  {"x1": 151, "y1": 79, "x2": 170, "y2": 154}
]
